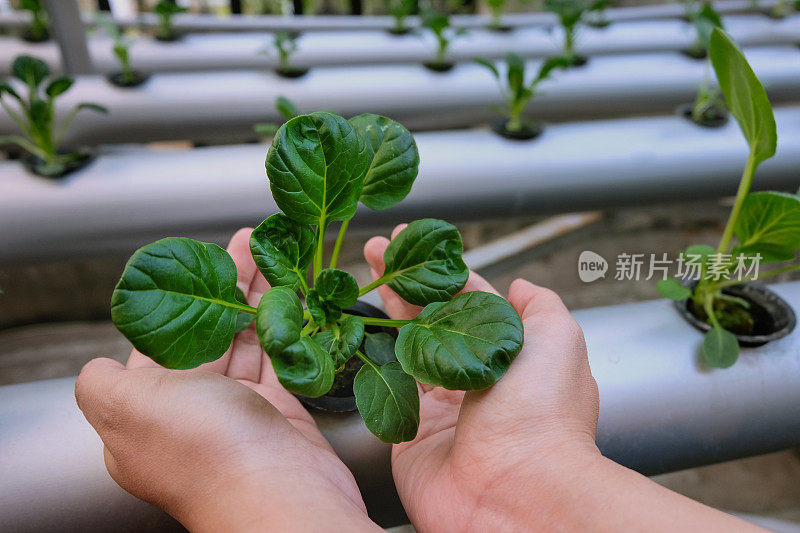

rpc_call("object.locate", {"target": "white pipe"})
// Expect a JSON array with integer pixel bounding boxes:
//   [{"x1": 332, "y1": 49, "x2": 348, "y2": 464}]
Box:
[
  {"x1": 2, "y1": 106, "x2": 800, "y2": 266},
  {"x1": 1, "y1": 47, "x2": 798, "y2": 145},
  {"x1": 1, "y1": 13, "x2": 798, "y2": 75},
  {"x1": 2, "y1": 278, "x2": 799, "y2": 531}
]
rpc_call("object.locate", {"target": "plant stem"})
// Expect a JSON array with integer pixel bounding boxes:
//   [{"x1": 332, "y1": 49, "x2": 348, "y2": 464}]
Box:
[
  {"x1": 314, "y1": 217, "x2": 328, "y2": 278},
  {"x1": 358, "y1": 272, "x2": 393, "y2": 297},
  {"x1": 716, "y1": 148, "x2": 758, "y2": 254},
  {"x1": 355, "y1": 349, "x2": 380, "y2": 371},
  {"x1": 342, "y1": 313, "x2": 410, "y2": 328},
  {"x1": 711, "y1": 263, "x2": 800, "y2": 291},
  {"x1": 703, "y1": 293, "x2": 722, "y2": 328},
  {"x1": 329, "y1": 219, "x2": 349, "y2": 269}
]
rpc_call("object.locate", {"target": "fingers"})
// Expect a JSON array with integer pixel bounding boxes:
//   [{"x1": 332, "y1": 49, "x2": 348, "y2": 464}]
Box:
[
  {"x1": 508, "y1": 278, "x2": 570, "y2": 322},
  {"x1": 459, "y1": 270, "x2": 500, "y2": 296},
  {"x1": 75, "y1": 357, "x2": 128, "y2": 430},
  {"x1": 364, "y1": 230, "x2": 421, "y2": 321}
]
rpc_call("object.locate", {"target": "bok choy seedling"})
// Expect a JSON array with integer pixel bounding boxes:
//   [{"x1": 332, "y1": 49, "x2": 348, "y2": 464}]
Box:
[
  {"x1": 544, "y1": 0, "x2": 609, "y2": 66},
  {"x1": 16, "y1": 0, "x2": 49, "y2": 42},
  {"x1": 0, "y1": 55, "x2": 107, "y2": 178},
  {"x1": 685, "y1": 3, "x2": 727, "y2": 126},
  {"x1": 111, "y1": 112, "x2": 524, "y2": 443},
  {"x1": 389, "y1": 0, "x2": 416, "y2": 35},
  {"x1": 154, "y1": 0, "x2": 187, "y2": 42},
  {"x1": 421, "y1": 10, "x2": 466, "y2": 72},
  {"x1": 267, "y1": 31, "x2": 308, "y2": 77},
  {"x1": 253, "y1": 96, "x2": 298, "y2": 136},
  {"x1": 475, "y1": 53, "x2": 570, "y2": 138},
  {"x1": 485, "y1": 0, "x2": 530, "y2": 31},
  {"x1": 658, "y1": 29, "x2": 800, "y2": 368},
  {"x1": 95, "y1": 15, "x2": 147, "y2": 88}
]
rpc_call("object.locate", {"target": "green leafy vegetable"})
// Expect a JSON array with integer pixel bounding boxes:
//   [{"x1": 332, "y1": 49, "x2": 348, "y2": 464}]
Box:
[
  {"x1": 256, "y1": 286, "x2": 304, "y2": 356},
  {"x1": 249, "y1": 213, "x2": 315, "y2": 292},
  {"x1": 396, "y1": 291, "x2": 524, "y2": 389},
  {"x1": 18, "y1": 0, "x2": 49, "y2": 42},
  {"x1": 734, "y1": 192, "x2": 800, "y2": 262},
  {"x1": 111, "y1": 237, "x2": 250, "y2": 369},
  {"x1": 95, "y1": 14, "x2": 138, "y2": 86},
  {"x1": 272, "y1": 336, "x2": 335, "y2": 397},
  {"x1": 657, "y1": 278, "x2": 692, "y2": 300},
  {"x1": 421, "y1": 10, "x2": 464, "y2": 68},
  {"x1": 354, "y1": 360, "x2": 420, "y2": 443},
  {"x1": 702, "y1": 325, "x2": 739, "y2": 368},
  {"x1": 314, "y1": 315, "x2": 364, "y2": 367},
  {"x1": 544, "y1": 0, "x2": 609, "y2": 65},
  {"x1": 388, "y1": 0, "x2": 417, "y2": 34},
  {"x1": 154, "y1": 0, "x2": 187, "y2": 41},
  {"x1": 364, "y1": 332, "x2": 397, "y2": 365}
]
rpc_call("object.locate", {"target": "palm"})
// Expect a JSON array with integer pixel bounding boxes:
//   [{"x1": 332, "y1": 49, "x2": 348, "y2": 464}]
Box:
[
  {"x1": 364, "y1": 226, "x2": 600, "y2": 530},
  {"x1": 126, "y1": 228, "x2": 365, "y2": 509}
]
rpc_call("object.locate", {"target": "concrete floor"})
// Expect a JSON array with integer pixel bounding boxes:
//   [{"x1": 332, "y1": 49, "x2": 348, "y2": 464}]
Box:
[{"x1": 1, "y1": 198, "x2": 800, "y2": 527}]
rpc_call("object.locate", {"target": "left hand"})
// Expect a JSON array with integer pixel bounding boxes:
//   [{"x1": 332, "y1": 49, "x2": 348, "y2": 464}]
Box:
[{"x1": 75, "y1": 228, "x2": 379, "y2": 533}]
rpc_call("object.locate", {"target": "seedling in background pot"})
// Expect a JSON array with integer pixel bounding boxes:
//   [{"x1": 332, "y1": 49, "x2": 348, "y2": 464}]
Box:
[
  {"x1": 268, "y1": 31, "x2": 309, "y2": 78},
  {"x1": 475, "y1": 53, "x2": 570, "y2": 140},
  {"x1": 388, "y1": 0, "x2": 416, "y2": 35},
  {"x1": 658, "y1": 29, "x2": 800, "y2": 368},
  {"x1": 111, "y1": 112, "x2": 524, "y2": 443},
  {"x1": 95, "y1": 15, "x2": 149, "y2": 88},
  {"x1": 485, "y1": 0, "x2": 530, "y2": 32},
  {"x1": 253, "y1": 96, "x2": 298, "y2": 136},
  {"x1": 544, "y1": 0, "x2": 609, "y2": 67},
  {"x1": 682, "y1": 3, "x2": 728, "y2": 127},
  {"x1": 684, "y1": 1, "x2": 723, "y2": 60},
  {"x1": 16, "y1": 0, "x2": 49, "y2": 42},
  {"x1": 421, "y1": 10, "x2": 466, "y2": 72},
  {"x1": 154, "y1": 0, "x2": 187, "y2": 42},
  {"x1": 0, "y1": 55, "x2": 107, "y2": 178}
]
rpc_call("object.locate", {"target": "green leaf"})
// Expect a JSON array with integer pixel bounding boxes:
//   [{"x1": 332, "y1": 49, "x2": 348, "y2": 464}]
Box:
[
  {"x1": 250, "y1": 213, "x2": 315, "y2": 291},
  {"x1": 306, "y1": 289, "x2": 341, "y2": 325},
  {"x1": 77, "y1": 102, "x2": 108, "y2": 114},
  {"x1": 474, "y1": 57, "x2": 499, "y2": 79},
  {"x1": 266, "y1": 112, "x2": 368, "y2": 224},
  {"x1": 506, "y1": 53, "x2": 525, "y2": 95},
  {"x1": 313, "y1": 315, "x2": 365, "y2": 367},
  {"x1": 314, "y1": 268, "x2": 359, "y2": 308},
  {"x1": 657, "y1": 278, "x2": 692, "y2": 300},
  {"x1": 13, "y1": 55, "x2": 49, "y2": 87},
  {"x1": 364, "y1": 332, "x2": 397, "y2": 365},
  {"x1": 686, "y1": 244, "x2": 716, "y2": 259},
  {"x1": 354, "y1": 361, "x2": 420, "y2": 443},
  {"x1": 254, "y1": 123, "x2": 279, "y2": 136},
  {"x1": 272, "y1": 336, "x2": 335, "y2": 397},
  {"x1": 383, "y1": 219, "x2": 469, "y2": 306},
  {"x1": 734, "y1": 191, "x2": 800, "y2": 262},
  {"x1": 702, "y1": 325, "x2": 740, "y2": 368},
  {"x1": 535, "y1": 55, "x2": 571, "y2": 83},
  {"x1": 0, "y1": 82, "x2": 21, "y2": 101},
  {"x1": 234, "y1": 287, "x2": 255, "y2": 333},
  {"x1": 396, "y1": 291, "x2": 524, "y2": 390},
  {"x1": 275, "y1": 96, "x2": 298, "y2": 121},
  {"x1": 349, "y1": 114, "x2": 420, "y2": 210},
  {"x1": 110, "y1": 237, "x2": 246, "y2": 369},
  {"x1": 255, "y1": 286, "x2": 303, "y2": 356},
  {"x1": 709, "y1": 28, "x2": 777, "y2": 165},
  {"x1": 45, "y1": 77, "x2": 73, "y2": 98}
]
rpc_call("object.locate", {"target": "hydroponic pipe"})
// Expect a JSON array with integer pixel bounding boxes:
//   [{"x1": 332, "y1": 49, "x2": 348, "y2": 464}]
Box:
[
  {"x1": 0, "y1": 0, "x2": 782, "y2": 33},
  {"x1": 1, "y1": 280, "x2": 799, "y2": 531},
  {"x1": 1, "y1": 106, "x2": 800, "y2": 266},
  {"x1": 2, "y1": 13, "x2": 797, "y2": 75},
  {"x1": 0, "y1": 47, "x2": 797, "y2": 146}
]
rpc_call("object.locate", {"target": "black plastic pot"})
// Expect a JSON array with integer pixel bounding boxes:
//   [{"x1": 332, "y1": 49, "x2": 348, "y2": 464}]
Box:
[
  {"x1": 423, "y1": 61, "x2": 456, "y2": 73},
  {"x1": 275, "y1": 67, "x2": 310, "y2": 78},
  {"x1": 490, "y1": 118, "x2": 543, "y2": 141},
  {"x1": 681, "y1": 48, "x2": 707, "y2": 60},
  {"x1": 586, "y1": 19, "x2": 611, "y2": 29},
  {"x1": 155, "y1": 33, "x2": 181, "y2": 43},
  {"x1": 21, "y1": 28, "x2": 49, "y2": 43},
  {"x1": 675, "y1": 282, "x2": 796, "y2": 347},
  {"x1": 387, "y1": 27, "x2": 412, "y2": 36},
  {"x1": 298, "y1": 300, "x2": 399, "y2": 413},
  {"x1": 677, "y1": 103, "x2": 729, "y2": 128},
  {"x1": 107, "y1": 71, "x2": 150, "y2": 88},
  {"x1": 488, "y1": 24, "x2": 514, "y2": 33},
  {"x1": 21, "y1": 150, "x2": 95, "y2": 179},
  {"x1": 567, "y1": 55, "x2": 589, "y2": 68}
]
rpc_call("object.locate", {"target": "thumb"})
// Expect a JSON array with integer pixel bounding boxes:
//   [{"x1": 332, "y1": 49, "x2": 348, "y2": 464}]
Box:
[{"x1": 74, "y1": 357, "x2": 127, "y2": 431}]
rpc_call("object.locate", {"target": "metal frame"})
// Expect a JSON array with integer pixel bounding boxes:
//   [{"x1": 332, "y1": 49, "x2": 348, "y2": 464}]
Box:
[
  {"x1": 1, "y1": 46, "x2": 798, "y2": 146},
  {"x1": 2, "y1": 280, "x2": 799, "y2": 531},
  {"x1": 2, "y1": 106, "x2": 800, "y2": 266},
  {"x1": 40, "y1": 0, "x2": 93, "y2": 75},
  {"x1": 2, "y1": 13, "x2": 798, "y2": 75}
]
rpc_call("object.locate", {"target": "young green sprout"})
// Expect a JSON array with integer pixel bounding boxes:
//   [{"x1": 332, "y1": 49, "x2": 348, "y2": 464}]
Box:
[
  {"x1": 253, "y1": 96, "x2": 298, "y2": 136},
  {"x1": 475, "y1": 53, "x2": 570, "y2": 137},
  {"x1": 486, "y1": 0, "x2": 517, "y2": 31},
  {"x1": 685, "y1": 1, "x2": 723, "y2": 59},
  {"x1": 154, "y1": 0, "x2": 187, "y2": 42},
  {"x1": 111, "y1": 112, "x2": 524, "y2": 443},
  {"x1": 544, "y1": 0, "x2": 609, "y2": 66},
  {"x1": 16, "y1": 0, "x2": 49, "y2": 42},
  {"x1": 267, "y1": 31, "x2": 308, "y2": 77},
  {"x1": 421, "y1": 10, "x2": 466, "y2": 71},
  {"x1": 658, "y1": 29, "x2": 800, "y2": 368},
  {"x1": 766, "y1": 0, "x2": 798, "y2": 18},
  {"x1": 686, "y1": 3, "x2": 727, "y2": 125},
  {"x1": 94, "y1": 15, "x2": 144, "y2": 87},
  {"x1": 388, "y1": 0, "x2": 416, "y2": 34},
  {"x1": 0, "y1": 55, "x2": 107, "y2": 178}
]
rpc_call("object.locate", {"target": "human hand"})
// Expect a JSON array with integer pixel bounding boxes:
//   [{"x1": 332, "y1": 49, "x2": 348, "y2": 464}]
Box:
[
  {"x1": 364, "y1": 224, "x2": 601, "y2": 531},
  {"x1": 76, "y1": 229, "x2": 379, "y2": 533}
]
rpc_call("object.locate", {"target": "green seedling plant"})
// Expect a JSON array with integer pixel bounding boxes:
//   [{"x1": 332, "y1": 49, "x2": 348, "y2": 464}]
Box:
[
  {"x1": 389, "y1": 0, "x2": 416, "y2": 34},
  {"x1": 253, "y1": 96, "x2": 298, "y2": 136},
  {"x1": 475, "y1": 53, "x2": 570, "y2": 134},
  {"x1": 421, "y1": 10, "x2": 466, "y2": 70},
  {"x1": 95, "y1": 15, "x2": 139, "y2": 86},
  {"x1": 486, "y1": 0, "x2": 529, "y2": 31},
  {"x1": 16, "y1": 0, "x2": 49, "y2": 42},
  {"x1": 111, "y1": 112, "x2": 524, "y2": 444},
  {"x1": 544, "y1": 0, "x2": 609, "y2": 66},
  {"x1": 657, "y1": 29, "x2": 800, "y2": 368},
  {"x1": 686, "y1": 1, "x2": 722, "y2": 59},
  {"x1": 268, "y1": 31, "x2": 306, "y2": 76},
  {"x1": 0, "y1": 55, "x2": 107, "y2": 177},
  {"x1": 154, "y1": 0, "x2": 187, "y2": 41},
  {"x1": 687, "y1": 3, "x2": 726, "y2": 125}
]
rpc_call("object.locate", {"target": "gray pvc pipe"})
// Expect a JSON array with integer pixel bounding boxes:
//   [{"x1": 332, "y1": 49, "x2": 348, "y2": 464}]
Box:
[
  {"x1": 2, "y1": 106, "x2": 800, "y2": 267},
  {"x1": 0, "y1": 0, "x2": 781, "y2": 33},
  {"x1": 1, "y1": 46, "x2": 798, "y2": 145},
  {"x1": 1, "y1": 13, "x2": 798, "y2": 75},
  {"x1": 2, "y1": 280, "x2": 799, "y2": 531}
]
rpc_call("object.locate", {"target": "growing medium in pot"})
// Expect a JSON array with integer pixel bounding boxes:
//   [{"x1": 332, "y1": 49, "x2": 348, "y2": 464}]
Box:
[
  {"x1": 111, "y1": 112, "x2": 525, "y2": 443},
  {"x1": 657, "y1": 29, "x2": 800, "y2": 368}
]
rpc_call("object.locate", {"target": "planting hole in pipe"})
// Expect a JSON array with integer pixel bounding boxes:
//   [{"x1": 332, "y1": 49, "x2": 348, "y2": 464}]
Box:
[{"x1": 677, "y1": 103, "x2": 729, "y2": 128}]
